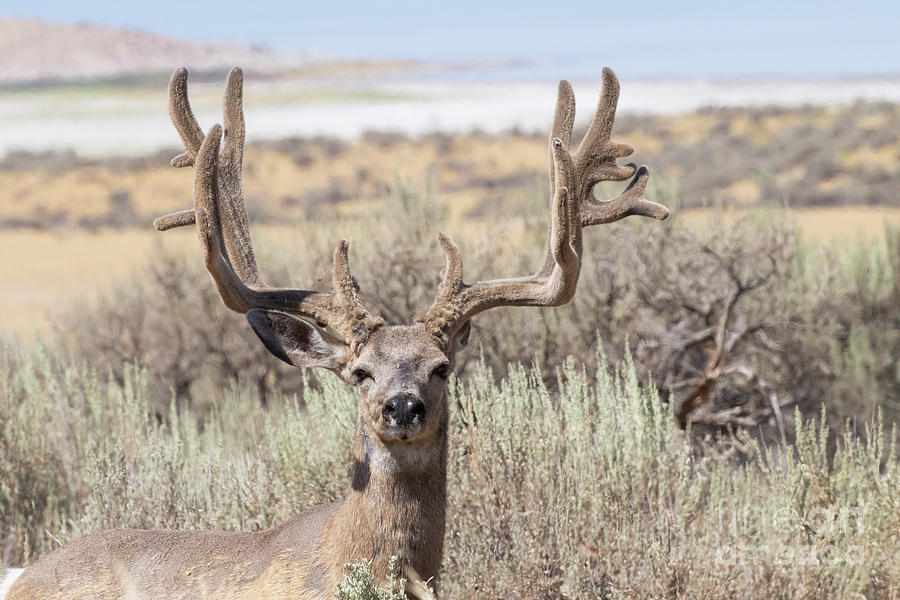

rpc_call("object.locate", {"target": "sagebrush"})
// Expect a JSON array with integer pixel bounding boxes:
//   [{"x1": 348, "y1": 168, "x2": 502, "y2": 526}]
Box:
[{"x1": 2, "y1": 342, "x2": 898, "y2": 598}]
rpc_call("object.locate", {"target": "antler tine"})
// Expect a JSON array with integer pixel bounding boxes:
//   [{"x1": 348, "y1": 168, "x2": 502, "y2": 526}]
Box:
[
  {"x1": 549, "y1": 80, "x2": 576, "y2": 192},
  {"x1": 575, "y1": 68, "x2": 669, "y2": 225},
  {"x1": 192, "y1": 125, "x2": 248, "y2": 311},
  {"x1": 156, "y1": 67, "x2": 250, "y2": 233},
  {"x1": 212, "y1": 68, "x2": 260, "y2": 285},
  {"x1": 536, "y1": 81, "x2": 577, "y2": 280},
  {"x1": 153, "y1": 208, "x2": 196, "y2": 231},
  {"x1": 420, "y1": 139, "x2": 580, "y2": 339},
  {"x1": 421, "y1": 70, "x2": 669, "y2": 341},
  {"x1": 168, "y1": 68, "x2": 204, "y2": 169},
  {"x1": 157, "y1": 68, "x2": 259, "y2": 283},
  {"x1": 572, "y1": 67, "x2": 638, "y2": 201},
  {"x1": 332, "y1": 240, "x2": 385, "y2": 348},
  {"x1": 154, "y1": 68, "x2": 203, "y2": 231},
  {"x1": 582, "y1": 164, "x2": 669, "y2": 225},
  {"x1": 221, "y1": 67, "x2": 246, "y2": 165}
]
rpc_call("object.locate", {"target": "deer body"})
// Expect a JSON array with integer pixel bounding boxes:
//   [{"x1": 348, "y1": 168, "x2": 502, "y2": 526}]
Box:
[
  {"x1": 4, "y1": 67, "x2": 667, "y2": 599},
  {"x1": 10, "y1": 324, "x2": 450, "y2": 600},
  {"x1": 6, "y1": 503, "x2": 402, "y2": 599}
]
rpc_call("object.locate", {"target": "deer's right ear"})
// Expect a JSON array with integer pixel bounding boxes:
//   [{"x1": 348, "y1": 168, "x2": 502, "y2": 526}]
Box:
[
  {"x1": 247, "y1": 309, "x2": 349, "y2": 371},
  {"x1": 450, "y1": 320, "x2": 471, "y2": 353}
]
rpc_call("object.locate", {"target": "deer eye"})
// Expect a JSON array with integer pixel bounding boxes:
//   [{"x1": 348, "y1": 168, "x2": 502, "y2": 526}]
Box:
[
  {"x1": 431, "y1": 363, "x2": 452, "y2": 380},
  {"x1": 351, "y1": 368, "x2": 373, "y2": 384}
]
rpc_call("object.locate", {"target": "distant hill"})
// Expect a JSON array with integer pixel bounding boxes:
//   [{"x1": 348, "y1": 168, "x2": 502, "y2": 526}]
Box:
[{"x1": 0, "y1": 18, "x2": 301, "y2": 85}]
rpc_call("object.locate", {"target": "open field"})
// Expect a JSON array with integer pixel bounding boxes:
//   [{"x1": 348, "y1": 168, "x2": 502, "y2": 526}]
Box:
[
  {"x1": 0, "y1": 229, "x2": 195, "y2": 339},
  {"x1": 679, "y1": 205, "x2": 900, "y2": 243}
]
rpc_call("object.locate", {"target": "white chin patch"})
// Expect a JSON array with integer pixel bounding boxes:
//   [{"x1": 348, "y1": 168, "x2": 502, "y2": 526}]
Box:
[{"x1": 384, "y1": 422, "x2": 424, "y2": 441}]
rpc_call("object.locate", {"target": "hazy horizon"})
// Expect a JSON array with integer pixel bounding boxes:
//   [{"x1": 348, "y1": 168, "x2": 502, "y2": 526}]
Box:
[{"x1": 3, "y1": 0, "x2": 900, "y2": 79}]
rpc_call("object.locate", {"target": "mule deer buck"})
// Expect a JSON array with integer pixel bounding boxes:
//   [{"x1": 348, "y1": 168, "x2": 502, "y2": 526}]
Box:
[{"x1": 2, "y1": 66, "x2": 668, "y2": 599}]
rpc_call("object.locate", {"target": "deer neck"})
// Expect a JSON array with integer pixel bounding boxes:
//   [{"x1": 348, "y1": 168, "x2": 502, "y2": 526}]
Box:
[{"x1": 321, "y1": 413, "x2": 448, "y2": 586}]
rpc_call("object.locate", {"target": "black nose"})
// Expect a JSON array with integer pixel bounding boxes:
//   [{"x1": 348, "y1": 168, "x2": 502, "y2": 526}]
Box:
[{"x1": 383, "y1": 395, "x2": 426, "y2": 425}]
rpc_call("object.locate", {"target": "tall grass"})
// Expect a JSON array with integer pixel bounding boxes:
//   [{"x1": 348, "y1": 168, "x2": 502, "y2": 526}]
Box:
[{"x1": 2, "y1": 340, "x2": 898, "y2": 598}]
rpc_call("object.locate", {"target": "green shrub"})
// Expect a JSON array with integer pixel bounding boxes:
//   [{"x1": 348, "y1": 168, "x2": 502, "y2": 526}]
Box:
[{"x1": 336, "y1": 557, "x2": 409, "y2": 600}]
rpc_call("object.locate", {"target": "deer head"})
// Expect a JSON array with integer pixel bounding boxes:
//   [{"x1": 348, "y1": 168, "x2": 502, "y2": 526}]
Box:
[{"x1": 155, "y1": 67, "x2": 667, "y2": 460}]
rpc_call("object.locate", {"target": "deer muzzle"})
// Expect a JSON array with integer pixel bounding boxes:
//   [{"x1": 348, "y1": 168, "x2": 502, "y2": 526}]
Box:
[{"x1": 383, "y1": 394, "x2": 427, "y2": 433}]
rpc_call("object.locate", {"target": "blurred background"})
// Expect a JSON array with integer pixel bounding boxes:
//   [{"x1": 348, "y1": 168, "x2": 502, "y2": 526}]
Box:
[{"x1": 0, "y1": 0, "x2": 899, "y2": 427}]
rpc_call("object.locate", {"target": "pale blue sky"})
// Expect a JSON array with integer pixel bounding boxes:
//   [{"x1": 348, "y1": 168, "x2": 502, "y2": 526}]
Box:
[{"x1": 5, "y1": 0, "x2": 900, "y2": 77}]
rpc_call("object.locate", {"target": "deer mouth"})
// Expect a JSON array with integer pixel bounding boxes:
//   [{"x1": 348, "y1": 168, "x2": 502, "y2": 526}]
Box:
[{"x1": 382, "y1": 418, "x2": 425, "y2": 441}]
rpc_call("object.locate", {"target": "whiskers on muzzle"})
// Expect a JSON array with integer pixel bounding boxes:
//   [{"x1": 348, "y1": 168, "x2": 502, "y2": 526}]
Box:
[{"x1": 382, "y1": 395, "x2": 426, "y2": 429}]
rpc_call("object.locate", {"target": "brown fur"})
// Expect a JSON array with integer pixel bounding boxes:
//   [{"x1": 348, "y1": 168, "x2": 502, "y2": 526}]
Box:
[{"x1": 9, "y1": 326, "x2": 452, "y2": 599}]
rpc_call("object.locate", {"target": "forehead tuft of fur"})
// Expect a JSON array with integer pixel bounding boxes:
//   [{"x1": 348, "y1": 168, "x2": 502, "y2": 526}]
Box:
[{"x1": 353, "y1": 323, "x2": 448, "y2": 363}]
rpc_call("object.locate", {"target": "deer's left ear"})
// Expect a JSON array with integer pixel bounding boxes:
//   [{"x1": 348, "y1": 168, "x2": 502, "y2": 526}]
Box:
[
  {"x1": 247, "y1": 309, "x2": 348, "y2": 372},
  {"x1": 450, "y1": 320, "x2": 471, "y2": 353}
]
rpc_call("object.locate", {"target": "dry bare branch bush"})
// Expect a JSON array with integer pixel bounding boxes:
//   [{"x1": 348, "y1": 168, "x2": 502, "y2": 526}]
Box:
[
  {"x1": 469, "y1": 212, "x2": 900, "y2": 439},
  {"x1": 462, "y1": 212, "x2": 798, "y2": 438},
  {"x1": 641, "y1": 217, "x2": 794, "y2": 432}
]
